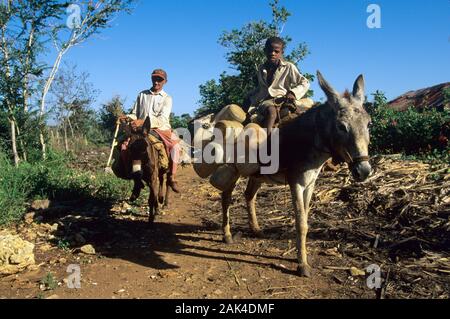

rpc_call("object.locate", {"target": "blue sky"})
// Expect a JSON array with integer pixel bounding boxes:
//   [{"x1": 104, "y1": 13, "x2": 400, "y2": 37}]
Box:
[{"x1": 54, "y1": 0, "x2": 449, "y2": 116}]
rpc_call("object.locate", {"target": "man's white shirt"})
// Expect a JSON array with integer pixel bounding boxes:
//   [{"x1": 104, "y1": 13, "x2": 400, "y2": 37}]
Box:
[{"x1": 130, "y1": 89, "x2": 173, "y2": 130}]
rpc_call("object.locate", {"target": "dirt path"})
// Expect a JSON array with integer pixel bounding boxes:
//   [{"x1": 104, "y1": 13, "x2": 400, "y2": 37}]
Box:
[{"x1": 1, "y1": 164, "x2": 448, "y2": 299}]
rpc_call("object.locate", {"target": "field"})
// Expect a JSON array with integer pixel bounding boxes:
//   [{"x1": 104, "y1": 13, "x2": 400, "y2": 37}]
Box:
[{"x1": 0, "y1": 150, "x2": 448, "y2": 299}]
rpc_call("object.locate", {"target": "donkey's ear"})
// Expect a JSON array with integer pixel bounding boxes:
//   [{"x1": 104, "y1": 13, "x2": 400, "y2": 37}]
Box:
[
  {"x1": 317, "y1": 71, "x2": 340, "y2": 106},
  {"x1": 352, "y1": 74, "x2": 365, "y2": 103},
  {"x1": 143, "y1": 116, "x2": 151, "y2": 135}
]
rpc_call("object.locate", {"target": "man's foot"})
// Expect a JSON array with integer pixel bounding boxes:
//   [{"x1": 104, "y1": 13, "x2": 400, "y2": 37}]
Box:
[{"x1": 168, "y1": 176, "x2": 180, "y2": 193}]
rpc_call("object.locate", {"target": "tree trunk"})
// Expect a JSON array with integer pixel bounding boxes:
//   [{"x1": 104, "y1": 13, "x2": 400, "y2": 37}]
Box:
[
  {"x1": 50, "y1": 130, "x2": 55, "y2": 147},
  {"x1": 39, "y1": 131, "x2": 46, "y2": 159},
  {"x1": 67, "y1": 117, "x2": 75, "y2": 138},
  {"x1": 23, "y1": 27, "x2": 35, "y2": 113},
  {"x1": 14, "y1": 121, "x2": 27, "y2": 162},
  {"x1": 10, "y1": 119, "x2": 20, "y2": 167},
  {"x1": 56, "y1": 130, "x2": 60, "y2": 147},
  {"x1": 40, "y1": 47, "x2": 69, "y2": 160},
  {"x1": 63, "y1": 121, "x2": 69, "y2": 152}
]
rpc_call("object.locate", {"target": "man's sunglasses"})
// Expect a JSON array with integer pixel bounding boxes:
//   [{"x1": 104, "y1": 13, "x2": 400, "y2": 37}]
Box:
[{"x1": 152, "y1": 76, "x2": 165, "y2": 82}]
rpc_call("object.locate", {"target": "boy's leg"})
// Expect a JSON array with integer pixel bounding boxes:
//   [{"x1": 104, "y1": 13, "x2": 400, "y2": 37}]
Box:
[
  {"x1": 167, "y1": 133, "x2": 181, "y2": 193},
  {"x1": 263, "y1": 105, "x2": 277, "y2": 136},
  {"x1": 258, "y1": 100, "x2": 277, "y2": 136}
]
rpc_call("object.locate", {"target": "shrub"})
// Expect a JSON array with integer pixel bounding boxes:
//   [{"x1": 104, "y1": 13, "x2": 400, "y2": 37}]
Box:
[
  {"x1": 368, "y1": 92, "x2": 449, "y2": 160},
  {"x1": 0, "y1": 150, "x2": 131, "y2": 226}
]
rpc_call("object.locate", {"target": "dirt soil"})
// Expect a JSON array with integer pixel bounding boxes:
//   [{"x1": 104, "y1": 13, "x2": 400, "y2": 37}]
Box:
[{"x1": 0, "y1": 151, "x2": 448, "y2": 299}]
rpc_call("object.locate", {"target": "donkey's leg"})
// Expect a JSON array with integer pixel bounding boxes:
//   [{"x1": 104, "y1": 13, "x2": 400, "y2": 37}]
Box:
[
  {"x1": 164, "y1": 173, "x2": 171, "y2": 208},
  {"x1": 148, "y1": 177, "x2": 160, "y2": 225},
  {"x1": 222, "y1": 184, "x2": 236, "y2": 244},
  {"x1": 148, "y1": 191, "x2": 159, "y2": 224},
  {"x1": 130, "y1": 160, "x2": 145, "y2": 202},
  {"x1": 130, "y1": 179, "x2": 144, "y2": 202},
  {"x1": 290, "y1": 181, "x2": 311, "y2": 277},
  {"x1": 244, "y1": 178, "x2": 263, "y2": 237},
  {"x1": 303, "y1": 170, "x2": 321, "y2": 219},
  {"x1": 158, "y1": 171, "x2": 165, "y2": 205}
]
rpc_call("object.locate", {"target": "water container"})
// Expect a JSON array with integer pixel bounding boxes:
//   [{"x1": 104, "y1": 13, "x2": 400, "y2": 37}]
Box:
[
  {"x1": 214, "y1": 120, "x2": 244, "y2": 144},
  {"x1": 235, "y1": 123, "x2": 267, "y2": 176},
  {"x1": 209, "y1": 164, "x2": 240, "y2": 191},
  {"x1": 297, "y1": 98, "x2": 315, "y2": 109},
  {"x1": 214, "y1": 104, "x2": 246, "y2": 123},
  {"x1": 192, "y1": 141, "x2": 224, "y2": 178},
  {"x1": 193, "y1": 161, "x2": 218, "y2": 179}
]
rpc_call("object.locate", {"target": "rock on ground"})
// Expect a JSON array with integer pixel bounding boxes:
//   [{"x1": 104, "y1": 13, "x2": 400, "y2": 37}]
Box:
[
  {"x1": 80, "y1": 244, "x2": 96, "y2": 255},
  {"x1": 0, "y1": 234, "x2": 35, "y2": 275}
]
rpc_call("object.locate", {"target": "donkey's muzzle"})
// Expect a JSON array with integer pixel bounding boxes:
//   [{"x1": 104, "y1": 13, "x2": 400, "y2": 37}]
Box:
[
  {"x1": 131, "y1": 160, "x2": 143, "y2": 180},
  {"x1": 351, "y1": 161, "x2": 371, "y2": 182}
]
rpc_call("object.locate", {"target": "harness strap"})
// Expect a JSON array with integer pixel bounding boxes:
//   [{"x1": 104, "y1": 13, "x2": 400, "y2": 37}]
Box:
[{"x1": 352, "y1": 155, "x2": 370, "y2": 163}]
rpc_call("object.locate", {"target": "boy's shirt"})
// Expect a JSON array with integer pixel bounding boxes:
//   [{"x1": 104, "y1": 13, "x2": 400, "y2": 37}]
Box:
[
  {"x1": 129, "y1": 89, "x2": 173, "y2": 131},
  {"x1": 249, "y1": 59, "x2": 310, "y2": 106}
]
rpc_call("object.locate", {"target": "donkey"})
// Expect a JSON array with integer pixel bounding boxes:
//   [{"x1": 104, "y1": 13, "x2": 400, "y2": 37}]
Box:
[
  {"x1": 221, "y1": 71, "x2": 372, "y2": 277},
  {"x1": 125, "y1": 117, "x2": 169, "y2": 224}
]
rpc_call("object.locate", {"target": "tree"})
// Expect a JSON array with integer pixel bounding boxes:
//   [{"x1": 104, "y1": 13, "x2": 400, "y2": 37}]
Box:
[
  {"x1": 48, "y1": 62, "x2": 98, "y2": 151},
  {"x1": 0, "y1": 1, "x2": 136, "y2": 163},
  {"x1": 1, "y1": 1, "x2": 65, "y2": 165},
  {"x1": 39, "y1": 0, "x2": 136, "y2": 158},
  {"x1": 170, "y1": 113, "x2": 192, "y2": 130},
  {"x1": 99, "y1": 95, "x2": 125, "y2": 140},
  {"x1": 196, "y1": 0, "x2": 313, "y2": 118}
]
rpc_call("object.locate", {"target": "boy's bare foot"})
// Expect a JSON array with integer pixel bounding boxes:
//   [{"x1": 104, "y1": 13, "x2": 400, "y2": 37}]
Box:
[{"x1": 168, "y1": 176, "x2": 180, "y2": 193}]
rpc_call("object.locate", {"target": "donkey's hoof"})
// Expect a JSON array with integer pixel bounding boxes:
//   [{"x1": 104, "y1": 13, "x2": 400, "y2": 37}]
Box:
[
  {"x1": 129, "y1": 194, "x2": 138, "y2": 202},
  {"x1": 223, "y1": 235, "x2": 234, "y2": 244},
  {"x1": 252, "y1": 229, "x2": 263, "y2": 238},
  {"x1": 297, "y1": 264, "x2": 313, "y2": 278}
]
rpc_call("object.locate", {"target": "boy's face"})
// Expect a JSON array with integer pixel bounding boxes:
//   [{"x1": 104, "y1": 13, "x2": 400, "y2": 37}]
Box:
[
  {"x1": 151, "y1": 76, "x2": 166, "y2": 92},
  {"x1": 264, "y1": 42, "x2": 284, "y2": 65}
]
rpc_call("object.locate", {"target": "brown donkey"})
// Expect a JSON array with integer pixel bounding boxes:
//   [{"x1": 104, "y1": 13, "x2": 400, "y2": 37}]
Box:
[
  {"x1": 125, "y1": 117, "x2": 170, "y2": 224},
  {"x1": 221, "y1": 71, "x2": 372, "y2": 277}
]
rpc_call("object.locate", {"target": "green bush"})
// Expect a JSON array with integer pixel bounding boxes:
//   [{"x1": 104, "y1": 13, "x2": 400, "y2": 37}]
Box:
[
  {"x1": 0, "y1": 150, "x2": 131, "y2": 226},
  {"x1": 368, "y1": 91, "x2": 449, "y2": 161}
]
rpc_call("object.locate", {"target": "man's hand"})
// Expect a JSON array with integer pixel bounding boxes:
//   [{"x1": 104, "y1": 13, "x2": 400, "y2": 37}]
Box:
[
  {"x1": 131, "y1": 119, "x2": 145, "y2": 130},
  {"x1": 285, "y1": 91, "x2": 296, "y2": 102},
  {"x1": 285, "y1": 92, "x2": 297, "y2": 113},
  {"x1": 118, "y1": 115, "x2": 130, "y2": 123}
]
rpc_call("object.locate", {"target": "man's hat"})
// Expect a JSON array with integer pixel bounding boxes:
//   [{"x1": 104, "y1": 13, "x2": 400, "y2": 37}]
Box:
[{"x1": 151, "y1": 69, "x2": 167, "y2": 81}]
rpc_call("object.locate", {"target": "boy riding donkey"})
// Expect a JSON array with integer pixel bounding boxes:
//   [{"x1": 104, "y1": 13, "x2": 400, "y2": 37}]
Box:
[
  {"x1": 244, "y1": 37, "x2": 311, "y2": 134},
  {"x1": 116, "y1": 69, "x2": 181, "y2": 200}
]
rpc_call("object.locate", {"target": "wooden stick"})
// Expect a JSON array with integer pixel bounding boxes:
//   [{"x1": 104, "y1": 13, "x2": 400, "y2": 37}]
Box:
[
  {"x1": 226, "y1": 259, "x2": 241, "y2": 287},
  {"x1": 106, "y1": 120, "x2": 121, "y2": 169}
]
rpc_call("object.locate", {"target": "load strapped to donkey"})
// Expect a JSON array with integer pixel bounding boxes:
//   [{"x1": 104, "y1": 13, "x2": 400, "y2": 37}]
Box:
[
  {"x1": 192, "y1": 96, "x2": 315, "y2": 191},
  {"x1": 110, "y1": 117, "x2": 169, "y2": 181}
]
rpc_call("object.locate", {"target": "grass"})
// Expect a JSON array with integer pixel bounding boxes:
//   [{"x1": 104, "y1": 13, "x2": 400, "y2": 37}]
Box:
[
  {"x1": 0, "y1": 149, "x2": 131, "y2": 226},
  {"x1": 40, "y1": 272, "x2": 58, "y2": 291},
  {"x1": 57, "y1": 239, "x2": 71, "y2": 251}
]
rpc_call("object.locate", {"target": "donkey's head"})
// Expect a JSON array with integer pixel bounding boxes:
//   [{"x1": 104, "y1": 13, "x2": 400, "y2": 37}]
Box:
[
  {"x1": 124, "y1": 117, "x2": 153, "y2": 174},
  {"x1": 317, "y1": 71, "x2": 372, "y2": 182}
]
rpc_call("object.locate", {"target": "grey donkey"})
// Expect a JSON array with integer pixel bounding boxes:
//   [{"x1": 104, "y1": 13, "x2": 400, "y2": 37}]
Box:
[{"x1": 220, "y1": 71, "x2": 372, "y2": 277}]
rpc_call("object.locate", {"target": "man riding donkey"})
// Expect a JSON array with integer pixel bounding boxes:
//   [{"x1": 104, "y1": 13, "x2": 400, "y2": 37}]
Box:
[
  {"x1": 244, "y1": 37, "x2": 311, "y2": 134},
  {"x1": 116, "y1": 69, "x2": 181, "y2": 200}
]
